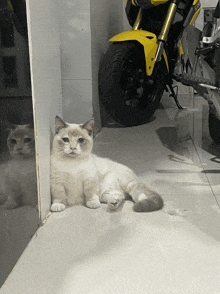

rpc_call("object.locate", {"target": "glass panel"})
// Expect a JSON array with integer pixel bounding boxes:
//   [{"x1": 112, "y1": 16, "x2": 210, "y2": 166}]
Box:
[
  {"x1": 3, "y1": 56, "x2": 18, "y2": 88},
  {"x1": 0, "y1": 7, "x2": 39, "y2": 288},
  {"x1": 1, "y1": 21, "x2": 15, "y2": 48}
]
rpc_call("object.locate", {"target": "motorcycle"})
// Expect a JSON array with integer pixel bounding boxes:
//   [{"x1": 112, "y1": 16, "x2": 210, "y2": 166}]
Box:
[{"x1": 98, "y1": 0, "x2": 220, "y2": 144}]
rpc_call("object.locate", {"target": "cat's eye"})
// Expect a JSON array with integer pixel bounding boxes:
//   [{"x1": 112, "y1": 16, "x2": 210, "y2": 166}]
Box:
[
  {"x1": 62, "y1": 137, "x2": 69, "y2": 143},
  {"x1": 78, "y1": 138, "x2": 85, "y2": 143},
  {"x1": 10, "y1": 139, "x2": 16, "y2": 144},
  {"x1": 24, "y1": 138, "x2": 32, "y2": 143}
]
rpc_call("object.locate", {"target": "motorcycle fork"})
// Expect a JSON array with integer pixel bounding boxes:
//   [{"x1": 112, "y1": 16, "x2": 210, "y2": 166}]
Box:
[
  {"x1": 132, "y1": 1, "x2": 184, "y2": 109},
  {"x1": 132, "y1": 8, "x2": 142, "y2": 30},
  {"x1": 156, "y1": 0, "x2": 186, "y2": 109},
  {"x1": 155, "y1": 0, "x2": 180, "y2": 62}
]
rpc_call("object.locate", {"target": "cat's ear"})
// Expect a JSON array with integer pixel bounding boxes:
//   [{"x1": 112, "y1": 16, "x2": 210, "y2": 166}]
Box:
[
  {"x1": 5, "y1": 121, "x2": 16, "y2": 132},
  {"x1": 55, "y1": 116, "x2": 68, "y2": 134},
  {"x1": 82, "y1": 119, "x2": 94, "y2": 136},
  {"x1": 27, "y1": 121, "x2": 34, "y2": 129}
]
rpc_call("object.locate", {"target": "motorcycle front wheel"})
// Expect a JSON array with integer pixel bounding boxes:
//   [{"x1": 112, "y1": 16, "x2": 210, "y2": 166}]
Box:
[{"x1": 99, "y1": 41, "x2": 167, "y2": 126}]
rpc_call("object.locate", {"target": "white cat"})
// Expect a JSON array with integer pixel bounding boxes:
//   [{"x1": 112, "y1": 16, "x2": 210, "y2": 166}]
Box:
[
  {"x1": 50, "y1": 116, "x2": 163, "y2": 212},
  {"x1": 0, "y1": 123, "x2": 38, "y2": 209}
]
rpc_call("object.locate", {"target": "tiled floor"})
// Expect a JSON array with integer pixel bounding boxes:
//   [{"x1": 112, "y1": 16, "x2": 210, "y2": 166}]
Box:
[{"x1": 2, "y1": 90, "x2": 220, "y2": 293}]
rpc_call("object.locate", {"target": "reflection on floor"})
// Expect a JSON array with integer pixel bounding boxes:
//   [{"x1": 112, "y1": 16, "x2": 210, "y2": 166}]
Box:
[
  {"x1": 2, "y1": 91, "x2": 220, "y2": 293},
  {"x1": 0, "y1": 207, "x2": 39, "y2": 287},
  {"x1": 0, "y1": 97, "x2": 39, "y2": 287}
]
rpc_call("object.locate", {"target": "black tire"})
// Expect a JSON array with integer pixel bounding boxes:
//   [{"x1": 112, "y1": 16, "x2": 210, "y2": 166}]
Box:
[
  {"x1": 99, "y1": 41, "x2": 167, "y2": 126},
  {"x1": 209, "y1": 112, "x2": 220, "y2": 144}
]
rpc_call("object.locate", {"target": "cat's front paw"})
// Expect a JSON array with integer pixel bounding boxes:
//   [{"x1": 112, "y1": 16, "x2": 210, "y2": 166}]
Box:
[
  {"x1": 86, "y1": 199, "x2": 101, "y2": 209},
  {"x1": 51, "y1": 203, "x2": 66, "y2": 212},
  {"x1": 3, "y1": 201, "x2": 19, "y2": 210},
  {"x1": 108, "y1": 198, "x2": 122, "y2": 210}
]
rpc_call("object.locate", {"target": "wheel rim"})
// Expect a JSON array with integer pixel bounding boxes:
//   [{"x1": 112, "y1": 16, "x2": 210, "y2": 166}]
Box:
[{"x1": 120, "y1": 49, "x2": 163, "y2": 111}]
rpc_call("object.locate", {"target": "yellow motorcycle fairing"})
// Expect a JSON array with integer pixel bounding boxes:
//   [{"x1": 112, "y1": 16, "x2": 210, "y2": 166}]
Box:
[
  {"x1": 131, "y1": 0, "x2": 169, "y2": 6},
  {"x1": 110, "y1": 30, "x2": 169, "y2": 76}
]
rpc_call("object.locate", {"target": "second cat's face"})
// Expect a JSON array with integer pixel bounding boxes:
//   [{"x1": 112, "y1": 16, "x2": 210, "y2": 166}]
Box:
[
  {"x1": 53, "y1": 117, "x2": 94, "y2": 159},
  {"x1": 7, "y1": 124, "x2": 35, "y2": 158}
]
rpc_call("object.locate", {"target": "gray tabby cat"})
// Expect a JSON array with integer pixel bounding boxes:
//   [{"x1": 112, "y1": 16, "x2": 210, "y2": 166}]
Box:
[
  {"x1": 0, "y1": 123, "x2": 38, "y2": 209},
  {"x1": 50, "y1": 116, "x2": 163, "y2": 212}
]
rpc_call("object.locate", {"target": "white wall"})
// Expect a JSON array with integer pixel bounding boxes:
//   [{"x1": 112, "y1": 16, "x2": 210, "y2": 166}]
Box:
[
  {"x1": 26, "y1": 0, "x2": 62, "y2": 221},
  {"x1": 56, "y1": 0, "x2": 93, "y2": 126}
]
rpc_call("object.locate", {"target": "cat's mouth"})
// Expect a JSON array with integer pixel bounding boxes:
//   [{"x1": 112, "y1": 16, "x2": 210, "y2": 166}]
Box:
[
  {"x1": 63, "y1": 148, "x2": 81, "y2": 156},
  {"x1": 67, "y1": 150, "x2": 80, "y2": 155},
  {"x1": 14, "y1": 151, "x2": 32, "y2": 157},
  {"x1": 69, "y1": 151, "x2": 79, "y2": 156}
]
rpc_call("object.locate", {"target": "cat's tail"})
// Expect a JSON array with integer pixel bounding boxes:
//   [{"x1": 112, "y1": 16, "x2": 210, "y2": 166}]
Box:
[{"x1": 130, "y1": 183, "x2": 163, "y2": 212}]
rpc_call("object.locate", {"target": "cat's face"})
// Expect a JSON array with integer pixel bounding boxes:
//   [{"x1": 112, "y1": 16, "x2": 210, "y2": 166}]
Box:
[
  {"x1": 7, "y1": 124, "x2": 35, "y2": 158},
  {"x1": 53, "y1": 116, "x2": 94, "y2": 159}
]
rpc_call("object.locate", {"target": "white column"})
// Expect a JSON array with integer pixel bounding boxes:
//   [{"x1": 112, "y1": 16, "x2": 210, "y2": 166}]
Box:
[{"x1": 26, "y1": 0, "x2": 63, "y2": 221}]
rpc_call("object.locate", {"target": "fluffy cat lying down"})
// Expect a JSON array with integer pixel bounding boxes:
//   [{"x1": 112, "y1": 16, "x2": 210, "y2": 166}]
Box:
[{"x1": 50, "y1": 116, "x2": 163, "y2": 212}]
